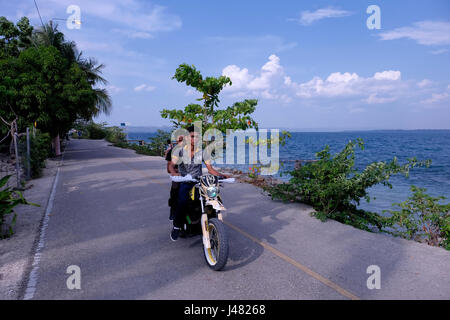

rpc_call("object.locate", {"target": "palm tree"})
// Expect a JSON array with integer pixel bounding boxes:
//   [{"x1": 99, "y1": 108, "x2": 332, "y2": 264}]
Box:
[
  {"x1": 75, "y1": 55, "x2": 112, "y2": 116},
  {"x1": 32, "y1": 21, "x2": 112, "y2": 155}
]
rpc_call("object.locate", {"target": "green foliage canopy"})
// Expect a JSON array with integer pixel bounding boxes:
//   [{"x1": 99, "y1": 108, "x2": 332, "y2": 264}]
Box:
[
  {"x1": 0, "y1": 45, "x2": 96, "y2": 137},
  {"x1": 0, "y1": 17, "x2": 110, "y2": 140},
  {"x1": 161, "y1": 64, "x2": 258, "y2": 132}
]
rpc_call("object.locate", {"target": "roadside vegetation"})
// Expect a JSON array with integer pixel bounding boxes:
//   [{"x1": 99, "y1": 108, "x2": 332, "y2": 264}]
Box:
[
  {"x1": 266, "y1": 139, "x2": 449, "y2": 250},
  {"x1": 0, "y1": 16, "x2": 111, "y2": 237},
  {"x1": 73, "y1": 121, "x2": 170, "y2": 157},
  {"x1": 384, "y1": 185, "x2": 450, "y2": 250},
  {"x1": 0, "y1": 175, "x2": 38, "y2": 238}
]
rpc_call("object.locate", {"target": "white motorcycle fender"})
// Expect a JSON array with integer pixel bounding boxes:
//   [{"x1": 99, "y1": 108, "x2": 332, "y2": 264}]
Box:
[{"x1": 205, "y1": 199, "x2": 226, "y2": 211}]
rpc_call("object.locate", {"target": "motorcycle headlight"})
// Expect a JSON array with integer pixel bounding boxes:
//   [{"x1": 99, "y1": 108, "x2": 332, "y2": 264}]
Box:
[{"x1": 206, "y1": 186, "x2": 218, "y2": 198}]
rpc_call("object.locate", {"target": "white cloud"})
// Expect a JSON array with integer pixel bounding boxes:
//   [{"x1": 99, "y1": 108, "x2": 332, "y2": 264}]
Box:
[
  {"x1": 106, "y1": 85, "x2": 124, "y2": 94},
  {"x1": 112, "y1": 29, "x2": 154, "y2": 39},
  {"x1": 222, "y1": 55, "x2": 447, "y2": 111},
  {"x1": 421, "y1": 92, "x2": 450, "y2": 104},
  {"x1": 429, "y1": 49, "x2": 449, "y2": 55},
  {"x1": 222, "y1": 54, "x2": 285, "y2": 100},
  {"x1": 327, "y1": 72, "x2": 359, "y2": 83},
  {"x1": 364, "y1": 94, "x2": 397, "y2": 104},
  {"x1": 134, "y1": 84, "x2": 156, "y2": 92},
  {"x1": 75, "y1": 40, "x2": 144, "y2": 59},
  {"x1": 295, "y1": 7, "x2": 352, "y2": 25},
  {"x1": 222, "y1": 65, "x2": 253, "y2": 91},
  {"x1": 373, "y1": 71, "x2": 401, "y2": 81},
  {"x1": 379, "y1": 21, "x2": 450, "y2": 46},
  {"x1": 285, "y1": 70, "x2": 403, "y2": 100},
  {"x1": 417, "y1": 79, "x2": 432, "y2": 88},
  {"x1": 33, "y1": 0, "x2": 181, "y2": 37},
  {"x1": 248, "y1": 54, "x2": 282, "y2": 90}
]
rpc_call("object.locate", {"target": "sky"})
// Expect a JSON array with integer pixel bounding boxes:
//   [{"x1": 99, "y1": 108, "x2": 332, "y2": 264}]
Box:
[{"x1": 2, "y1": 0, "x2": 450, "y2": 130}]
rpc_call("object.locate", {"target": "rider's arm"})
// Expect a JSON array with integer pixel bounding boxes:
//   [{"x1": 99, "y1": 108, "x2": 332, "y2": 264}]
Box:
[
  {"x1": 205, "y1": 161, "x2": 230, "y2": 178},
  {"x1": 168, "y1": 161, "x2": 180, "y2": 176}
]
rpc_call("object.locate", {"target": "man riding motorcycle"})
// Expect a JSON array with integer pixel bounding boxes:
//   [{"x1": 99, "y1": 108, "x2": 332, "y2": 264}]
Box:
[{"x1": 168, "y1": 125, "x2": 229, "y2": 241}]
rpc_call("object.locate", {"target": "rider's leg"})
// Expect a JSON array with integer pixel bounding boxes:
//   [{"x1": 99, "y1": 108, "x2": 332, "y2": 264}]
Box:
[
  {"x1": 173, "y1": 182, "x2": 192, "y2": 229},
  {"x1": 168, "y1": 182, "x2": 179, "y2": 220}
]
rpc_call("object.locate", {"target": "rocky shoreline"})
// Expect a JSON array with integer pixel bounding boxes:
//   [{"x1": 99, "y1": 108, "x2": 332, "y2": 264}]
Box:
[{"x1": 219, "y1": 167, "x2": 284, "y2": 189}]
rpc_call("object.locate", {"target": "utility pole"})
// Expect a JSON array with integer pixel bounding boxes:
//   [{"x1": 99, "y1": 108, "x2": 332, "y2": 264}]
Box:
[
  {"x1": 13, "y1": 132, "x2": 21, "y2": 189},
  {"x1": 26, "y1": 127, "x2": 31, "y2": 180}
]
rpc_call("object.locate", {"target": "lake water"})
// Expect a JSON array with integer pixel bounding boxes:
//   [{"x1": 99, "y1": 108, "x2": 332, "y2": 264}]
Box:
[{"x1": 128, "y1": 130, "x2": 450, "y2": 214}]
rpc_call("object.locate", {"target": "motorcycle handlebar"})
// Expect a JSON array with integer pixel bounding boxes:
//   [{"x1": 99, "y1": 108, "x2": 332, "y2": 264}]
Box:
[{"x1": 169, "y1": 174, "x2": 235, "y2": 183}]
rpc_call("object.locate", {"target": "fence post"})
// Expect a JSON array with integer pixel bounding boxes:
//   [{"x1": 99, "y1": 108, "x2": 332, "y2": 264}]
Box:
[
  {"x1": 13, "y1": 132, "x2": 21, "y2": 189},
  {"x1": 27, "y1": 127, "x2": 31, "y2": 180}
]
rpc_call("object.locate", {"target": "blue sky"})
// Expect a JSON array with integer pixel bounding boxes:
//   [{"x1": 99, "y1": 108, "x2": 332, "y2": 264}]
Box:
[{"x1": 2, "y1": 0, "x2": 450, "y2": 130}]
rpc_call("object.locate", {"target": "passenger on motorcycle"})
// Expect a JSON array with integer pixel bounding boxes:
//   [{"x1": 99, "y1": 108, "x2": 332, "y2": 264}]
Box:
[{"x1": 166, "y1": 135, "x2": 184, "y2": 221}]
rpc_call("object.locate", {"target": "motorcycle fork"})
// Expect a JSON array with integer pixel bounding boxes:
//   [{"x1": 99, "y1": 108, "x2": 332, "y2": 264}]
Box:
[{"x1": 200, "y1": 196, "x2": 211, "y2": 249}]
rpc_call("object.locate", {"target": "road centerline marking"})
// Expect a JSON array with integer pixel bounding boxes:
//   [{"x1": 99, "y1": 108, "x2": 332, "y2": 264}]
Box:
[
  {"x1": 118, "y1": 156, "x2": 360, "y2": 300},
  {"x1": 224, "y1": 221, "x2": 360, "y2": 300}
]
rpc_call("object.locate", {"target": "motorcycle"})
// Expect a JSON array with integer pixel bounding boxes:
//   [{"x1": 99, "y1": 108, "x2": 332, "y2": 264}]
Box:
[{"x1": 170, "y1": 174, "x2": 234, "y2": 271}]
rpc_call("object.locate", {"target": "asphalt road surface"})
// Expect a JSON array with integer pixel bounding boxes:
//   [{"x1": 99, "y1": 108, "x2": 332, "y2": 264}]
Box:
[{"x1": 22, "y1": 139, "x2": 450, "y2": 299}]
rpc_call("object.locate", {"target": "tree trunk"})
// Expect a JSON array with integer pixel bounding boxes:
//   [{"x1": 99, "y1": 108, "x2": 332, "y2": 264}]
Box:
[{"x1": 52, "y1": 134, "x2": 61, "y2": 156}]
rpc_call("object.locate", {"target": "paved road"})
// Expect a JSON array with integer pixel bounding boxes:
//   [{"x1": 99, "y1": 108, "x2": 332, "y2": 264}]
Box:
[{"x1": 23, "y1": 139, "x2": 450, "y2": 299}]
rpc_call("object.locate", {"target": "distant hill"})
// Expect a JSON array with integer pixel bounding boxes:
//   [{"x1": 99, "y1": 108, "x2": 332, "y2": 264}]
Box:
[{"x1": 121, "y1": 126, "x2": 173, "y2": 133}]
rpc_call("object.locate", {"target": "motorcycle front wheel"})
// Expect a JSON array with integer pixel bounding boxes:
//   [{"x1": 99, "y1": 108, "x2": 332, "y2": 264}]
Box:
[{"x1": 203, "y1": 218, "x2": 229, "y2": 271}]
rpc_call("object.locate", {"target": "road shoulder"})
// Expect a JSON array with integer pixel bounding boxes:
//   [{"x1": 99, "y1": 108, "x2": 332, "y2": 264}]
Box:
[{"x1": 0, "y1": 157, "x2": 61, "y2": 299}]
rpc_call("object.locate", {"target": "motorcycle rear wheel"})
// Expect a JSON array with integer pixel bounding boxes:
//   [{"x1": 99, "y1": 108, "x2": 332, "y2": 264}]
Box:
[{"x1": 203, "y1": 218, "x2": 229, "y2": 271}]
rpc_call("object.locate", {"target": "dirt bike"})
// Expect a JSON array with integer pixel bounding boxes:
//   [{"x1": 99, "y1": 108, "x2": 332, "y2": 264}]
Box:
[{"x1": 170, "y1": 174, "x2": 234, "y2": 271}]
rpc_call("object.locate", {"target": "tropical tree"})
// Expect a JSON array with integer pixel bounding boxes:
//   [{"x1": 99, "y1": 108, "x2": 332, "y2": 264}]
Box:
[
  {"x1": 0, "y1": 16, "x2": 33, "y2": 59},
  {"x1": 30, "y1": 21, "x2": 111, "y2": 155},
  {"x1": 0, "y1": 44, "x2": 97, "y2": 145},
  {"x1": 33, "y1": 22, "x2": 111, "y2": 116},
  {"x1": 76, "y1": 56, "x2": 111, "y2": 116},
  {"x1": 160, "y1": 64, "x2": 258, "y2": 132},
  {"x1": 0, "y1": 17, "x2": 112, "y2": 156}
]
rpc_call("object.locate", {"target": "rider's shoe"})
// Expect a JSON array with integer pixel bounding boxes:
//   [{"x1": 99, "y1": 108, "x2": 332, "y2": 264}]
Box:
[{"x1": 170, "y1": 227, "x2": 181, "y2": 241}]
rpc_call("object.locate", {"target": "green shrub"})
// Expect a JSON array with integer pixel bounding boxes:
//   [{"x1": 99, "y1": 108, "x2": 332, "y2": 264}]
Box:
[
  {"x1": 268, "y1": 139, "x2": 431, "y2": 231},
  {"x1": 0, "y1": 175, "x2": 37, "y2": 238},
  {"x1": 111, "y1": 129, "x2": 170, "y2": 157},
  {"x1": 131, "y1": 144, "x2": 160, "y2": 156},
  {"x1": 384, "y1": 185, "x2": 450, "y2": 250},
  {"x1": 72, "y1": 121, "x2": 110, "y2": 140},
  {"x1": 86, "y1": 122, "x2": 107, "y2": 139},
  {"x1": 105, "y1": 126, "x2": 127, "y2": 144},
  {"x1": 146, "y1": 130, "x2": 170, "y2": 157}
]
